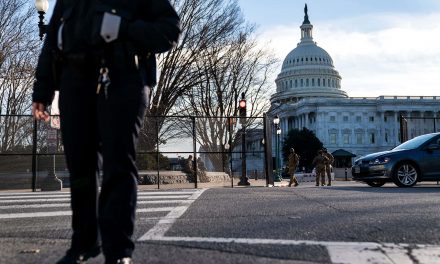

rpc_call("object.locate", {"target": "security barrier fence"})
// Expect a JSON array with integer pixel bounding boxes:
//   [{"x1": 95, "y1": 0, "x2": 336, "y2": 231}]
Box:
[{"x1": 0, "y1": 114, "x2": 272, "y2": 191}]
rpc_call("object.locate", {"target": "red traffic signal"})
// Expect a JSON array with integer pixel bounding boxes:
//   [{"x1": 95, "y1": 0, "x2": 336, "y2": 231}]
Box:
[
  {"x1": 239, "y1": 99, "x2": 246, "y2": 124},
  {"x1": 239, "y1": 99, "x2": 246, "y2": 109},
  {"x1": 239, "y1": 99, "x2": 246, "y2": 116}
]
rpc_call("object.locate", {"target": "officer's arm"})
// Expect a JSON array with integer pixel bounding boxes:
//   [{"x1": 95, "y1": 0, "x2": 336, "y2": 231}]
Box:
[
  {"x1": 126, "y1": 0, "x2": 181, "y2": 53},
  {"x1": 33, "y1": 0, "x2": 63, "y2": 107}
]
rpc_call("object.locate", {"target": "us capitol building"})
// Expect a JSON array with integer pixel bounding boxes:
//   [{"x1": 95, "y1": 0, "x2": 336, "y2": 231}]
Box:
[{"x1": 269, "y1": 5, "x2": 440, "y2": 166}]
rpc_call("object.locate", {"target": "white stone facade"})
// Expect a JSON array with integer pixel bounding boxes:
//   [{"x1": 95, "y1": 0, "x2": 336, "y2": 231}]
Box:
[{"x1": 269, "y1": 6, "x2": 440, "y2": 161}]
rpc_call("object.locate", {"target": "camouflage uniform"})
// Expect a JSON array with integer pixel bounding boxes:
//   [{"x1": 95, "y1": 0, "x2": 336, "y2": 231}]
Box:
[
  {"x1": 287, "y1": 151, "x2": 300, "y2": 187},
  {"x1": 312, "y1": 152, "x2": 329, "y2": 186},
  {"x1": 322, "y1": 150, "x2": 334, "y2": 186}
]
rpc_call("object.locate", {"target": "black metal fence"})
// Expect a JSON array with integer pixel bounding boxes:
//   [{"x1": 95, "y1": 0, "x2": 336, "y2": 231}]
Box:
[
  {"x1": 0, "y1": 114, "x2": 270, "y2": 191},
  {"x1": 399, "y1": 115, "x2": 440, "y2": 142}
]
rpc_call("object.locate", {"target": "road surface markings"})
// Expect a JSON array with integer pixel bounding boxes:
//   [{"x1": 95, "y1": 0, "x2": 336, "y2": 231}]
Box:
[
  {"x1": 137, "y1": 189, "x2": 440, "y2": 264},
  {"x1": 138, "y1": 189, "x2": 207, "y2": 240},
  {"x1": 0, "y1": 190, "x2": 200, "y2": 220},
  {"x1": 0, "y1": 195, "x2": 191, "y2": 204}
]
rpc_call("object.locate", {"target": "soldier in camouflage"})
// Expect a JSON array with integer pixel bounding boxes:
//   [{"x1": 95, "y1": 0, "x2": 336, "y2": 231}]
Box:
[
  {"x1": 287, "y1": 148, "x2": 300, "y2": 187},
  {"x1": 312, "y1": 150, "x2": 329, "y2": 186},
  {"x1": 322, "y1": 148, "x2": 334, "y2": 186}
]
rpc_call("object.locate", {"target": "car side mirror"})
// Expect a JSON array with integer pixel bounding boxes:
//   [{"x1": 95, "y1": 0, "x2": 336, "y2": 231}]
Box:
[{"x1": 426, "y1": 144, "x2": 440, "y2": 151}]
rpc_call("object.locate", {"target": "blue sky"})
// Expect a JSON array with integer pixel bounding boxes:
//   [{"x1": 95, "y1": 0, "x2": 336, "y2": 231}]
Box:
[
  {"x1": 238, "y1": 0, "x2": 440, "y2": 97},
  {"x1": 42, "y1": 0, "x2": 440, "y2": 97}
]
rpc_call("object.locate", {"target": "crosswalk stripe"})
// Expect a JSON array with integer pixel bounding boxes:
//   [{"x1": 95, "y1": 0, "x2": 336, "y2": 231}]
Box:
[
  {"x1": 138, "y1": 189, "x2": 207, "y2": 241},
  {"x1": 0, "y1": 195, "x2": 70, "y2": 199},
  {"x1": 0, "y1": 200, "x2": 190, "y2": 210},
  {"x1": 0, "y1": 191, "x2": 197, "y2": 196},
  {"x1": 0, "y1": 192, "x2": 71, "y2": 196},
  {"x1": 0, "y1": 194, "x2": 192, "y2": 200},
  {"x1": 0, "y1": 203, "x2": 71, "y2": 209},
  {"x1": 0, "y1": 198, "x2": 71, "y2": 203},
  {"x1": 137, "y1": 191, "x2": 198, "y2": 195},
  {"x1": 0, "y1": 207, "x2": 176, "y2": 219},
  {"x1": 137, "y1": 200, "x2": 191, "y2": 205},
  {"x1": 0, "y1": 195, "x2": 192, "y2": 204}
]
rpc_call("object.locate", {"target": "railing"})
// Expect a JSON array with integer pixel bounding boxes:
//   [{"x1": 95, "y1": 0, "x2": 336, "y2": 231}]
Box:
[{"x1": 0, "y1": 114, "x2": 269, "y2": 191}]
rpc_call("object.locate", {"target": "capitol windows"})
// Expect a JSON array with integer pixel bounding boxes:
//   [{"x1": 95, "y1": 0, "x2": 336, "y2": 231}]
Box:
[
  {"x1": 306, "y1": 79, "x2": 309, "y2": 87},
  {"x1": 385, "y1": 133, "x2": 389, "y2": 143},
  {"x1": 330, "y1": 116, "x2": 336, "y2": 122},
  {"x1": 369, "y1": 116, "x2": 374, "y2": 122},
  {"x1": 318, "y1": 79, "x2": 321, "y2": 86},
  {"x1": 328, "y1": 79, "x2": 331, "y2": 87},
  {"x1": 356, "y1": 116, "x2": 362, "y2": 122},
  {"x1": 369, "y1": 133, "x2": 376, "y2": 144},
  {"x1": 295, "y1": 80, "x2": 298, "y2": 87},
  {"x1": 343, "y1": 116, "x2": 349, "y2": 122},
  {"x1": 356, "y1": 134, "x2": 363, "y2": 144},
  {"x1": 290, "y1": 80, "x2": 292, "y2": 88},
  {"x1": 312, "y1": 79, "x2": 315, "y2": 86},
  {"x1": 332, "y1": 79, "x2": 335, "y2": 87},
  {"x1": 330, "y1": 133, "x2": 337, "y2": 144},
  {"x1": 323, "y1": 79, "x2": 326, "y2": 86},
  {"x1": 301, "y1": 79, "x2": 304, "y2": 87},
  {"x1": 343, "y1": 134, "x2": 350, "y2": 144}
]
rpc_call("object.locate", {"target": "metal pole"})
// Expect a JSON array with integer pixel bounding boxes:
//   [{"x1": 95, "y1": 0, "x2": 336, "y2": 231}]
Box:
[
  {"x1": 31, "y1": 119, "x2": 38, "y2": 192},
  {"x1": 156, "y1": 118, "x2": 160, "y2": 189},
  {"x1": 228, "y1": 117, "x2": 233, "y2": 188},
  {"x1": 276, "y1": 131, "x2": 279, "y2": 181},
  {"x1": 192, "y1": 116, "x2": 197, "y2": 188},
  {"x1": 263, "y1": 114, "x2": 269, "y2": 187},
  {"x1": 399, "y1": 115, "x2": 404, "y2": 143},
  {"x1": 238, "y1": 124, "x2": 250, "y2": 186}
]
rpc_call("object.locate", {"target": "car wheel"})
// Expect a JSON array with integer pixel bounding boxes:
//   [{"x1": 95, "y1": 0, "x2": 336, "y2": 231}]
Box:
[
  {"x1": 365, "y1": 181, "x2": 386, "y2": 187},
  {"x1": 393, "y1": 162, "x2": 418, "y2": 187}
]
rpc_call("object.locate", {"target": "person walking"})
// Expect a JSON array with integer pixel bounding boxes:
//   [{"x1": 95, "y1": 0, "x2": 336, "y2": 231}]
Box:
[
  {"x1": 287, "y1": 148, "x2": 300, "y2": 187},
  {"x1": 32, "y1": 1, "x2": 180, "y2": 263},
  {"x1": 322, "y1": 148, "x2": 334, "y2": 186},
  {"x1": 312, "y1": 150, "x2": 329, "y2": 186}
]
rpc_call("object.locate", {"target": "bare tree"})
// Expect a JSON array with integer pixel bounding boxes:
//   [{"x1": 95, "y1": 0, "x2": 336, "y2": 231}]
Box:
[
  {"x1": 139, "y1": 0, "x2": 251, "y2": 152},
  {"x1": 139, "y1": 0, "x2": 276, "y2": 168},
  {"x1": 176, "y1": 24, "x2": 277, "y2": 170},
  {"x1": 0, "y1": 0, "x2": 40, "y2": 153}
]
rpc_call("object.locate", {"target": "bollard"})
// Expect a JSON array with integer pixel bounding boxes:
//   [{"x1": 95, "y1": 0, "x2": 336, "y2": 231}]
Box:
[{"x1": 345, "y1": 168, "x2": 348, "y2": 181}]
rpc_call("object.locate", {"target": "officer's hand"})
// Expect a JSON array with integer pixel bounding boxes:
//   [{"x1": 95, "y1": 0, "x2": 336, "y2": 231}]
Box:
[{"x1": 32, "y1": 102, "x2": 50, "y2": 122}]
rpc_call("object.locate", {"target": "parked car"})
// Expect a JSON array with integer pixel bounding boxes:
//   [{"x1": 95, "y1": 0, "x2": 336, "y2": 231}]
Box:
[{"x1": 352, "y1": 132, "x2": 440, "y2": 187}]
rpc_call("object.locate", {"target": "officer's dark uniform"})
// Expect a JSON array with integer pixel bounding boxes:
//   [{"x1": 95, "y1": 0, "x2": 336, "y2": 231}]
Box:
[{"x1": 32, "y1": 0, "x2": 180, "y2": 263}]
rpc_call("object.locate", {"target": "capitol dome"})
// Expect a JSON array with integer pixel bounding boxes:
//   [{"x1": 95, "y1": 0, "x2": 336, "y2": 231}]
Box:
[{"x1": 272, "y1": 4, "x2": 347, "y2": 104}]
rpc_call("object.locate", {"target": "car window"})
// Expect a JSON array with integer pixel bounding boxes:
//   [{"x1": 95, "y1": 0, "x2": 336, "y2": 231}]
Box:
[{"x1": 393, "y1": 134, "x2": 438, "y2": 150}]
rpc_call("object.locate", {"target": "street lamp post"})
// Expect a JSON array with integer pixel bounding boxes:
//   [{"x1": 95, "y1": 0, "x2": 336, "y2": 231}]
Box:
[
  {"x1": 35, "y1": 0, "x2": 49, "y2": 40},
  {"x1": 273, "y1": 115, "x2": 283, "y2": 182}
]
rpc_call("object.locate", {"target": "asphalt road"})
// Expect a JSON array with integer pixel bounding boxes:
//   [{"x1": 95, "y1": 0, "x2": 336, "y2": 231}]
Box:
[{"x1": 1, "y1": 181, "x2": 440, "y2": 264}]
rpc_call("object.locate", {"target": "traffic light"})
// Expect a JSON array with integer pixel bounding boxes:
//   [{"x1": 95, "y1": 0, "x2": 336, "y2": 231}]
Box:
[{"x1": 239, "y1": 98, "x2": 246, "y2": 124}]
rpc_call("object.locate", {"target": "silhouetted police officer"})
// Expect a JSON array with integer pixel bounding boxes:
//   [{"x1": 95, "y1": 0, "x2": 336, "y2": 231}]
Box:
[{"x1": 32, "y1": 0, "x2": 180, "y2": 263}]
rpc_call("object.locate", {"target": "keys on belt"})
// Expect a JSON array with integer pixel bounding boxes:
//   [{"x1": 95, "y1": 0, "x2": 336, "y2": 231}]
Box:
[{"x1": 96, "y1": 67, "x2": 111, "y2": 99}]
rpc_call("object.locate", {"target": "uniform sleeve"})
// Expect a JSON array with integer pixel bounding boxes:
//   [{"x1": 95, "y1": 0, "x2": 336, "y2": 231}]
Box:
[
  {"x1": 32, "y1": 1, "x2": 63, "y2": 106},
  {"x1": 126, "y1": 0, "x2": 181, "y2": 53}
]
